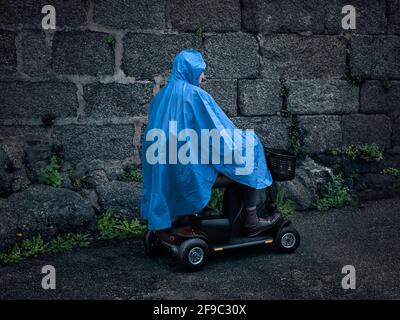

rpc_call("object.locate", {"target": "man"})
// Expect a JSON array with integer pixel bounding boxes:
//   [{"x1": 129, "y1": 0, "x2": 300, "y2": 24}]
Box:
[{"x1": 140, "y1": 49, "x2": 280, "y2": 237}]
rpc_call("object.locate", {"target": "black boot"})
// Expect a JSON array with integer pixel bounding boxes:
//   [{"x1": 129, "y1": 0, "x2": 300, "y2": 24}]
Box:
[{"x1": 243, "y1": 208, "x2": 281, "y2": 237}]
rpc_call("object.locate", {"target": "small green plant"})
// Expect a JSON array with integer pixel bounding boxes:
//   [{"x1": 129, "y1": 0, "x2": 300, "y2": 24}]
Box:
[
  {"x1": 97, "y1": 209, "x2": 117, "y2": 240},
  {"x1": 288, "y1": 120, "x2": 302, "y2": 155},
  {"x1": 196, "y1": 26, "x2": 204, "y2": 38},
  {"x1": 0, "y1": 232, "x2": 94, "y2": 266},
  {"x1": 121, "y1": 167, "x2": 142, "y2": 183},
  {"x1": 0, "y1": 244, "x2": 23, "y2": 265},
  {"x1": 114, "y1": 218, "x2": 146, "y2": 238},
  {"x1": 208, "y1": 188, "x2": 224, "y2": 212},
  {"x1": 1, "y1": 235, "x2": 49, "y2": 265},
  {"x1": 383, "y1": 167, "x2": 400, "y2": 177},
  {"x1": 315, "y1": 174, "x2": 352, "y2": 211},
  {"x1": 68, "y1": 233, "x2": 93, "y2": 247},
  {"x1": 343, "y1": 69, "x2": 361, "y2": 86},
  {"x1": 330, "y1": 144, "x2": 383, "y2": 161},
  {"x1": 279, "y1": 81, "x2": 291, "y2": 117},
  {"x1": 38, "y1": 155, "x2": 63, "y2": 187},
  {"x1": 280, "y1": 84, "x2": 289, "y2": 98},
  {"x1": 70, "y1": 173, "x2": 86, "y2": 191},
  {"x1": 20, "y1": 235, "x2": 49, "y2": 258},
  {"x1": 275, "y1": 191, "x2": 295, "y2": 219},
  {"x1": 383, "y1": 80, "x2": 392, "y2": 91},
  {"x1": 49, "y1": 235, "x2": 74, "y2": 253},
  {"x1": 48, "y1": 233, "x2": 92, "y2": 254},
  {"x1": 105, "y1": 35, "x2": 115, "y2": 46},
  {"x1": 97, "y1": 209, "x2": 146, "y2": 240}
]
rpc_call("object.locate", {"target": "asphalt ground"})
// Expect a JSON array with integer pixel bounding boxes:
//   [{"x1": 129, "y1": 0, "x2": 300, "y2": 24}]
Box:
[{"x1": 1, "y1": 196, "x2": 399, "y2": 300}]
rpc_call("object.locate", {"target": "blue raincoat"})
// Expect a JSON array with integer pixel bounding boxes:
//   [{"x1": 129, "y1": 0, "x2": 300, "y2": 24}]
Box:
[{"x1": 140, "y1": 49, "x2": 273, "y2": 230}]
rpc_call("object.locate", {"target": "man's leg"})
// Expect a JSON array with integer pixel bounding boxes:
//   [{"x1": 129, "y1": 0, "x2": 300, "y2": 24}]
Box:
[
  {"x1": 242, "y1": 185, "x2": 259, "y2": 210},
  {"x1": 242, "y1": 186, "x2": 280, "y2": 237}
]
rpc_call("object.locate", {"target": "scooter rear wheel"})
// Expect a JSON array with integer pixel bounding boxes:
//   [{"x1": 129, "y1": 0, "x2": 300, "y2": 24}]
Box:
[
  {"x1": 274, "y1": 226, "x2": 300, "y2": 253},
  {"x1": 143, "y1": 230, "x2": 162, "y2": 256},
  {"x1": 178, "y1": 238, "x2": 210, "y2": 272}
]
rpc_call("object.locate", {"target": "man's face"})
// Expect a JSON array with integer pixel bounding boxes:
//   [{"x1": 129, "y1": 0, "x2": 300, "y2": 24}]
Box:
[{"x1": 199, "y1": 72, "x2": 206, "y2": 85}]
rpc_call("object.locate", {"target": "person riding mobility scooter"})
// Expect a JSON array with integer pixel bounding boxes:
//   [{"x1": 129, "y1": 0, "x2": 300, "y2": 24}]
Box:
[
  {"x1": 143, "y1": 148, "x2": 300, "y2": 272},
  {"x1": 141, "y1": 49, "x2": 300, "y2": 271}
]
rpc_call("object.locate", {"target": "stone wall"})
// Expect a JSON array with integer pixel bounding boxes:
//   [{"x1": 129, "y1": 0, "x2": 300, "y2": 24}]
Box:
[{"x1": 1, "y1": 0, "x2": 400, "y2": 246}]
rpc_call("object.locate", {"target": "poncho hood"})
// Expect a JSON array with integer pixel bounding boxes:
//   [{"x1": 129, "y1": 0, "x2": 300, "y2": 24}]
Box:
[{"x1": 167, "y1": 49, "x2": 206, "y2": 86}]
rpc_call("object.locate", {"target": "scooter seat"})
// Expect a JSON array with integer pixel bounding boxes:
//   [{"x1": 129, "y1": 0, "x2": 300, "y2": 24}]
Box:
[
  {"x1": 212, "y1": 175, "x2": 236, "y2": 188},
  {"x1": 200, "y1": 207, "x2": 225, "y2": 220}
]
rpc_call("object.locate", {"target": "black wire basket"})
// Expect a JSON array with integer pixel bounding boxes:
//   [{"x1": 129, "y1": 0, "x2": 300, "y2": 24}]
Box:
[{"x1": 265, "y1": 148, "x2": 297, "y2": 181}]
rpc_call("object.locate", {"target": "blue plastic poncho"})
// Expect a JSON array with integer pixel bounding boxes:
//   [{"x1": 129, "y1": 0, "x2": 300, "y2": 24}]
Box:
[{"x1": 140, "y1": 49, "x2": 273, "y2": 230}]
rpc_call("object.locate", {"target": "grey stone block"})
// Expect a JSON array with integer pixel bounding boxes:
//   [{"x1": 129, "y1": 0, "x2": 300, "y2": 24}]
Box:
[
  {"x1": 287, "y1": 80, "x2": 359, "y2": 115},
  {"x1": 325, "y1": 0, "x2": 387, "y2": 34},
  {"x1": 388, "y1": 0, "x2": 400, "y2": 34},
  {"x1": 341, "y1": 153, "x2": 384, "y2": 176},
  {"x1": 52, "y1": 125, "x2": 136, "y2": 162},
  {"x1": 79, "y1": 188, "x2": 101, "y2": 212},
  {"x1": 52, "y1": 32, "x2": 114, "y2": 76},
  {"x1": 0, "y1": 126, "x2": 49, "y2": 145},
  {"x1": 0, "y1": 198, "x2": 18, "y2": 250},
  {"x1": 201, "y1": 80, "x2": 237, "y2": 116},
  {"x1": 342, "y1": 114, "x2": 392, "y2": 149},
  {"x1": 0, "y1": 127, "x2": 51, "y2": 174},
  {"x1": 204, "y1": 33, "x2": 259, "y2": 79},
  {"x1": 392, "y1": 111, "x2": 400, "y2": 146},
  {"x1": 20, "y1": 31, "x2": 51, "y2": 76},
  {"x1": 0, "y1": 185, "x2": 96, "y2": 246},
  {"x1": 238, "y1": 80, "x2": 281, "y2": 116},
  {"x1": 0, "y1": 81, "x2": 78, "y2": 119},
  {"x1": 0, "y1": 0, "x2": 88, "y2": 28},
  {"x1": 360, "y1": 80, "x2": 400, "y2": 113},
  {"x1": 232, "y1": 116, "x2": 291, "y2": 149},
  {"x1": 353, "y1": 173, "x2": 400, "y2": 194},
  {"x1": 0, "y1": 147, "x2": 10, "y2": 194},
  {"x1": 0, "y1": 31, "x2": 16, "y2": 74},
  {"x1": 351, "y1": 36, "x2": 400, "y2": 79},
  {"x1": 84, "y1": 82, "x2": 153, "y2": 118},
  {"x1": 72, "y1": 159, "x2": 109, "y2": 189},
  {"x1": 0, "y1": 142, "x2": 30, "y2": 196},
  {"x1": 93, "y1": 0, "x2": 165, "y2": 30},
  {"x1": 123, "y1": 33, "x2": 201, "y2": 79},
  {"x1": 260, "y1": 35, "x2": 346, "y2": 79},
  {"x1": 96, "y1": 181, "x2": 141, "y2": 218},
  {"x1": 242, "y1": 0, "x2": 325, "y2": 34},
  {"x1": 298, "y1": 115, "x2": 342, "y2": 153},
  {"x1": 169, "y1": 0, "x2": 241, "y2": 32}
]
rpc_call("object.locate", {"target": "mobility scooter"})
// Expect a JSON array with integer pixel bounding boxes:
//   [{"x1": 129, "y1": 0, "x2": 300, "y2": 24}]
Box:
[{"x1": 143, "y1": 148, "x2": 300, "y2": 271}]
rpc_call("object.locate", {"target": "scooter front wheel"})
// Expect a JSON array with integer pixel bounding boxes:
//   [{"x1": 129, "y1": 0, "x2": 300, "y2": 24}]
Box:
[
  {"x1": 274, "y1": 226, "x2": 300, "y2": 253},
  {"x1": 178, "y1": 238, "x2": 210, "y2": 272}
]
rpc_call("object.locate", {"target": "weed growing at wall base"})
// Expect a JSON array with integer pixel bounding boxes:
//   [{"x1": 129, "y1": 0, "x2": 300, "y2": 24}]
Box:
[
  {"x1": 0, "y1": 212, "x2": 145, "y2": 266},
  {"x1": 330, "y1": 144, "x2": 383, "y2": 161},
  {"x1": 97, "y1": 209, "x2": 146, "y2": 240},
  {"x1": 38, "y1": 155, "x2": 63, "y2": 187},
  {"x1": 315, "y1": 174, "x2": 352, "y2": 211},
  {"x1": 120, "y1": 167, "x2": 142, "y2": 183},
  {"x1": 0, "y1": 233, "x2": 93, "y2": 266},
  {"x1": 275, "y1": 191, "x2": 295, "y2": 219},
  {"x1": 383, "y1": 168, "x2": 400, "y2": 177}
]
